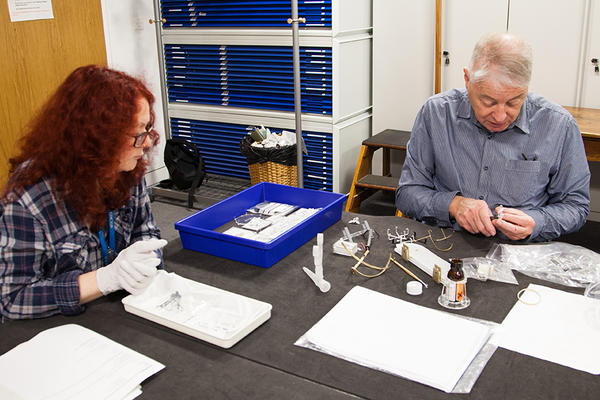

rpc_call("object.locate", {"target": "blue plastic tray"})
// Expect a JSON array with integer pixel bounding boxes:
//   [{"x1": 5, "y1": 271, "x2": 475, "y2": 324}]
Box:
[{"x1": 175, "y1": 182, "x2": 346, "y2": 268}]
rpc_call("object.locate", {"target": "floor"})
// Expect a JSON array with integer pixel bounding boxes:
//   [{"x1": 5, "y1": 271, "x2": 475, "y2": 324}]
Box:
[
  {"x1": 151, "y1": 200, "x2": 197, "y2": 243},
  {"x1": 150, "y1": 174, "x2": 250, "y2": 242}
]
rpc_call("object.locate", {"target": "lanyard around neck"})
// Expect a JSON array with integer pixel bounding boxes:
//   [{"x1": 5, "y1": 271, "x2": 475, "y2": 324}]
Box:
[{"x1": 98, "y1": 211, "x2": 115, "y2": 266}]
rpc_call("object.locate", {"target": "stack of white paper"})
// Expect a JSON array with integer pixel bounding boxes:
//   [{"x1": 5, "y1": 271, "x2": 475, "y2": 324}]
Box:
[
  {"x1": 491, "y1": 284, "x2": 600, "y2": 374},
  {"x1": 296, "y1": 286, "x2": 492, "y2": 393},
  {"x1": 0, "y1": 324, "x2": 164, "y2": 400}
]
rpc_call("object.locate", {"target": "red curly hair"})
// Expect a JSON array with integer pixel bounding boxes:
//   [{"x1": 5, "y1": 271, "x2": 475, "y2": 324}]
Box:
[{"x1": 2, "y1": 65, "x2": 159, "y2": 230}]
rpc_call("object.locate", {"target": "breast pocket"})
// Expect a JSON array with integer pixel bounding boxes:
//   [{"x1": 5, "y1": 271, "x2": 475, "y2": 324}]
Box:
[
  {"x1": 54, "y1": 233, "x2": 94, "y2": 273},
  {"x1": 500, "y1": 160, "x2": 542, "y2": 206}
]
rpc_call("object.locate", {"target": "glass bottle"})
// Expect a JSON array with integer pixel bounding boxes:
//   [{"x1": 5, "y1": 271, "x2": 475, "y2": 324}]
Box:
[{"x1": 438, "y1": 258, "x2": 470, "y2": 309}]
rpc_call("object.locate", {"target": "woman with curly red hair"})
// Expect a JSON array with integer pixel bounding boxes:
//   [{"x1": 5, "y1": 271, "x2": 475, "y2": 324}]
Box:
[{"x1": 0, "y1": 65, "x2": 167, "y2": 319}]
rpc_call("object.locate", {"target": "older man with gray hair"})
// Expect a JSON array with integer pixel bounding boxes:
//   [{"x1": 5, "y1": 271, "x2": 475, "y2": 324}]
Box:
[{"x1": 396, "y1": 32, "x2": 590, "y2": 241}]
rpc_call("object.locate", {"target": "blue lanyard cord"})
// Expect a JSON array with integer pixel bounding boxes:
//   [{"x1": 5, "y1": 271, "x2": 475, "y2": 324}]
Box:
[{"x1": 98, "y1": 211, "x2": 116, "y2": 266}]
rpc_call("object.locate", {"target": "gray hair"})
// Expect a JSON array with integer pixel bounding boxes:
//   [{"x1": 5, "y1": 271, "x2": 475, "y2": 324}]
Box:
[{"x1": 468, "y1": 33, "x2": 533, "y2": 88}]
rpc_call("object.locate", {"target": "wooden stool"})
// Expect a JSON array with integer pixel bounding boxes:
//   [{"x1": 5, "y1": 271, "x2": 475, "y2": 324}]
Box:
[{"x1": 346, "y1": 129, "x2": 410, "y2": 215}]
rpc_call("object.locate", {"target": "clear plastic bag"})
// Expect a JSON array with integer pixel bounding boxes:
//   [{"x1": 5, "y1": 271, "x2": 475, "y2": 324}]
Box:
[
  {"x1": 462, "y1": 257, "x2": 519, "y2": 285},
  {"x1": 486, "y1": 242, "x2": 600, "y2": 288},
  {"x1": 585, "y1": 281, "x2": 600, "y2": 299},
  {"x1": 295, "y1": 309, "x2": 498, "y2": 394},
  {"x1": 584, "y1": 281, "x2": 600, "y2": 330}
]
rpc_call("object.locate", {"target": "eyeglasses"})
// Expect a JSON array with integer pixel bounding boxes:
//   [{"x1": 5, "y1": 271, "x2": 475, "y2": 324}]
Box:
[{"x1": 132, "y1": 124, "x2": 154, "y2": 148}]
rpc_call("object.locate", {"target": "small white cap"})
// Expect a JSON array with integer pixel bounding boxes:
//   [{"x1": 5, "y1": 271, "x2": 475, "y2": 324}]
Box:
[{"x1": 406, "y1": 281, "x2": 423, "y2": 296}]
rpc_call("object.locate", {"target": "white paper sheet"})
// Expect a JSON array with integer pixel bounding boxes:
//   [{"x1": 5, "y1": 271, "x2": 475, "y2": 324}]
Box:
[
  {"x1": 7, "y1": 0, "x2": 54, "y2": 22},
  {"x1": 491, "y1": 284, "x2": 600, "y2": 374},
  {"x1": 0, "y1": 324, "x2": 164, "y2": 400},
  {"x1": 297, "y1": 286, "x2": 492, "y2": 393}
]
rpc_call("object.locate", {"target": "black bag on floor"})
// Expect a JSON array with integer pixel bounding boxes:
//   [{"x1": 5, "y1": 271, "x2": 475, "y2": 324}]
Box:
[{"x1": 159, "y1": 138, "x2": 205, "y2": 208}]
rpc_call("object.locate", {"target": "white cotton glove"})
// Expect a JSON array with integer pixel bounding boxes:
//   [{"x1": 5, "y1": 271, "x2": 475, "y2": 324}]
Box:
[{"x1": 96, "y1": 238, "x2": 168, "y2": 295}]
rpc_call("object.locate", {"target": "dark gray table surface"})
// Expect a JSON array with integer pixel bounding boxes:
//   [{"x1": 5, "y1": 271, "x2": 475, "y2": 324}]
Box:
[{"x1": 1, "y1": 213, "x2": 598, "y2": 400}]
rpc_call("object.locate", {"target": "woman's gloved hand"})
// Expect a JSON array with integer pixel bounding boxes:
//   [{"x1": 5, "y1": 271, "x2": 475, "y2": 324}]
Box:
[{"x1": 96, "y1": 238, "x2": 168, "y2": 295}]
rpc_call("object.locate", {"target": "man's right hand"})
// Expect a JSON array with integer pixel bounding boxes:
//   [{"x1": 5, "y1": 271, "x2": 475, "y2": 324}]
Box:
[{"x1": 449, "y1": 195, "x2": 496, "y2": 237}]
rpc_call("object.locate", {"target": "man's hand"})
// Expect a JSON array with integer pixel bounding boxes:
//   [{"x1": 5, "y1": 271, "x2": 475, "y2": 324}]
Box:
[
  {"x1": 449, "y1": 195, "x2": 496, "y2": 237},
  {"x1": 492, "y1": 207, "x2": 535, "y2": 240}
]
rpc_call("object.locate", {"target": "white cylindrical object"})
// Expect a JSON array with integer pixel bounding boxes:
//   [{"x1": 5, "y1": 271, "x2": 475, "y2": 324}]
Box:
[
  {"x1": 313, "y1": 245, "x2": 323, "y2": 277},
  {"x1": 318, "y1": 279, "x2": 331, "y2": 293},
  {"x1": 406, "y1": 281, "x2": 423, "y2": 296},
  {"x1": 317, "y1": 232, "x2": 323, "y2": 247}
]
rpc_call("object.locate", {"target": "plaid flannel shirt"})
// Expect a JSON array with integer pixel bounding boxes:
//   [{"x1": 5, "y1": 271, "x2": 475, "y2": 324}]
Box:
[{"x1": 0, "y1": 176, "x2": 162, "y2": 319}]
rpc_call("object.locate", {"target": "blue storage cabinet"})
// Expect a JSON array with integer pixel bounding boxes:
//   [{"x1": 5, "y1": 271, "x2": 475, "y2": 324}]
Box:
[
  {"x1": 165, "y1": 44, "x2": 332, "y2": 114},
  {"x1": 157, "y1": 0, "x2": 373, "y2": 193},
  {"x1": 161, "y1": 0, "x2": 332, "y2": 28}
]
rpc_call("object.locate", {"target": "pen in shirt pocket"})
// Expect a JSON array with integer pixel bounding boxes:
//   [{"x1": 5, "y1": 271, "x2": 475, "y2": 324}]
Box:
[{"x1": 521, "y1": 153, "x2": 538, "y2": 161}]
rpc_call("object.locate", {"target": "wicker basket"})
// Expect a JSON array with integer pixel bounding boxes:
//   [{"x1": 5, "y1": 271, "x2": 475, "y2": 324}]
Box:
[{"x1": 248, "y1": 161, "x2": 298, "y2": 187}]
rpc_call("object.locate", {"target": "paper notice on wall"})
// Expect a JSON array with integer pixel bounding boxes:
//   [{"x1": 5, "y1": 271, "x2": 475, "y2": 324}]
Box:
[{"x1": 8, "y1": 0, "x2": 54, "y2": 22}]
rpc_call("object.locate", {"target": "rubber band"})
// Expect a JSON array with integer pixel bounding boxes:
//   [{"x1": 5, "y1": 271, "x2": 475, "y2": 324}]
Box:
[{"x1": 517, "y1": 287, "x2": 541, "y2": 305}]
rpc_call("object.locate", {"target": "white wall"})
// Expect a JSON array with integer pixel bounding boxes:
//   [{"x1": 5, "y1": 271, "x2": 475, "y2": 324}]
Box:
[
  {"x1": 581, "y1": 0, "x2": 600, "y2": 108},
  {"x1": 372, "y1": 0, "x2": 435, "y2": 175},
  {"x1": 509, "y1": 0, "x2": 587, "y2": 106},
  {"x1": 373, "y1": 0, "x2": 435, "y2": 135},
  {"x1": 101, "y1": 0, "x2": 168, "y2": 186},
  {"x1": 374, "y1": 0, "x2": 599, "y2": 130},
  {"x1": 441, "y1": 0, "x2": 508, "y2": 92}
]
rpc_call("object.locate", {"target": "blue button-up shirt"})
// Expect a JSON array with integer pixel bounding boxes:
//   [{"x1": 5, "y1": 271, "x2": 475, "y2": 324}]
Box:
[
  {"x1": 0, "y1": 176, "x2": 162, "y2": 319},
  {"x1": 396, "y1": 88, "x2": 590, "y2": 241}
]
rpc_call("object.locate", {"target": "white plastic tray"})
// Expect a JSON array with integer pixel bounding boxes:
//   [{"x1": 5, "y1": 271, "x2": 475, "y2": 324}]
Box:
[{"x1": 122, "y1": 271, "x2": 272, "y2": 348}]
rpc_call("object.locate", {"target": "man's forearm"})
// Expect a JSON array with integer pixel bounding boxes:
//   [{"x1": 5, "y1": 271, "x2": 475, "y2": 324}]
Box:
[
  {"x1": 526, "y1": 200, "x2": 589, "y2": 241},
  {"x1": 396, "y1": 184, "x2": 459, "y2": 226}
]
